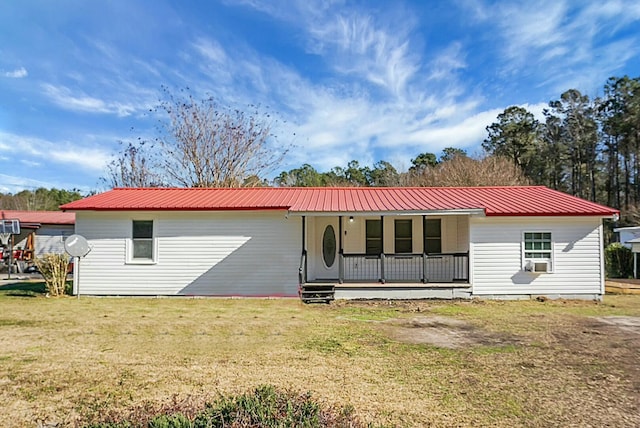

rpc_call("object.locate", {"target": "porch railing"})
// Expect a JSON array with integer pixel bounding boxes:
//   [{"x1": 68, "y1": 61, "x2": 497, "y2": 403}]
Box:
[{"x1": 341, "y1": 252, "x2": 469, "y2": 283}]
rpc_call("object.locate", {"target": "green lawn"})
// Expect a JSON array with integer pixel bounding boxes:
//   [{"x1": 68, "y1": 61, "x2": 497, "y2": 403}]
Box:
[{"x1": 1, "y1": 282, "x2": 639, "y2": 427}]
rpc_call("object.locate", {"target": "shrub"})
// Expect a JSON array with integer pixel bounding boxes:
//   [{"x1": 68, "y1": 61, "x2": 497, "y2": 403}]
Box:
[
  {"x1": 605, "y1": 243, "x2": 634, "y2": 278},
  {"x1": 35, "y1": 253, "x2": 70, "y2": 296},
  {"x1": 85, "y1": 385, "x2": 364, "y2": 428},
  {"x1": 194, "y1": 385, "x2": 322, "y2": 427}
]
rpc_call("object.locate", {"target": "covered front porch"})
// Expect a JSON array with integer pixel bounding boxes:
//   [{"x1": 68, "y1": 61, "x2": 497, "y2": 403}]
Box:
[{"x1": 297, "y1": 212, "x2": 473, "y2": 300}]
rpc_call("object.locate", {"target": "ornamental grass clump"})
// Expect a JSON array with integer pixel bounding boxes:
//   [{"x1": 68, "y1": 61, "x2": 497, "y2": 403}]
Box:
[
  {"x1": 85, "y1": 385, "x2": 365, "y2": 428},
  {"x1": 35, "y1": 253, "x2": 70, "y2": 296}
]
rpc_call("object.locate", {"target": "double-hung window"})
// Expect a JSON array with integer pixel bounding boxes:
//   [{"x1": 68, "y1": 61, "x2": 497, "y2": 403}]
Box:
[
  {"x1": 131, "y1": 220, "x2": 154, "y2": 262},
  {"x1": 424, "y1": 219, "x2": 442, "y2": 254},
  {"x1": 394, "y1": 219, "x2": 412, "y2": 253},
  {"x1": 365, "y1": 220, "x2": 382, "y2": 256}
]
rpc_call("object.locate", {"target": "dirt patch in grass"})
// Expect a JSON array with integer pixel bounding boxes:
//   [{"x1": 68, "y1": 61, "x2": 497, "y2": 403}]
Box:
[
  {"x1": 380, "y1": 315, "x2": 523, "y2": 348},
  {"x1": 566, "y1": 316, "x2": 640, "y2": 395},
  {"x1": 595, "y1": 315, "x2": 640, "y2": 333}
]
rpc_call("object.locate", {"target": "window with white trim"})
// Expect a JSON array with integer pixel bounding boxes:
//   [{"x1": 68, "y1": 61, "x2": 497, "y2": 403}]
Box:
[
  {"x1": 132, "y1": 220, "x2": 154, "y2": 261},
  {"x1": 524, "y1": 232, "x2": 552, "y2": 258},
  {"x1": 523, "y1": 232, "x2": 553, "y2": 273}
]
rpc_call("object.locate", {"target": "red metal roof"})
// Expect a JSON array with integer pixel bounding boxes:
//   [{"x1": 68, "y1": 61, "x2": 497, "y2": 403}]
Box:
[
  {"x1": 0, "y1": 210, "x2": 75, "y2": 225},
  {"x1": 60, "y1": 186, "x2": 618, "y2": 217}
]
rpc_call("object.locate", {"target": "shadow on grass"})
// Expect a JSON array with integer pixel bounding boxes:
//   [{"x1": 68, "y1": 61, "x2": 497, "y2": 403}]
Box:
[{"x1": 0, "y1": 281, "x2": 46, "y2": 297}]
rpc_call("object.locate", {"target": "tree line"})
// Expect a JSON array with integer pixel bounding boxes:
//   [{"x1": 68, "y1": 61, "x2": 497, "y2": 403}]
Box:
[
  {"x1": 273, "y1": 150, "x2": 528, "y2": 188},
  {"x1": 480, "y1": 76, "x2": 639, "y2": 223},
  {"x1": 0, "y1": 188, "x2": 83, "y2": 211}
]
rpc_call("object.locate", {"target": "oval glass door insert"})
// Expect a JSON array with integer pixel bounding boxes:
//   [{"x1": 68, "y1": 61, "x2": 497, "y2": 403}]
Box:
[{"x1": 322, "y1": 225, "x2": 337, "y2": 268}]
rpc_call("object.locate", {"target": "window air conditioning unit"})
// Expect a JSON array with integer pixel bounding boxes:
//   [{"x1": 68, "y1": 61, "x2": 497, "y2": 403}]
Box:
[{"x1": 524, "y1": 260, "x2": 550, "y2": 273}]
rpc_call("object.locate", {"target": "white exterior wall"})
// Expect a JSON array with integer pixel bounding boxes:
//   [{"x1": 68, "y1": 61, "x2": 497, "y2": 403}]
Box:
[
  {"x1": 15, "y1": 225, "x2": 74, "y2": 256},
  {"x1": 74, "y1": 210, "x2": 301, "y2": 296},
  {"x1": 34, "y1": 225, "x2": 74, "y2": 256},
  {"x1": 470, "y1": 216, "x2": 604, "y2": 297}
]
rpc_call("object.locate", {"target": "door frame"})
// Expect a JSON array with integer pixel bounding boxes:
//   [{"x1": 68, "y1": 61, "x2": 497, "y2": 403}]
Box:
[{"x1": 313, "y1": 217, "x2": 339, "y2": 280}]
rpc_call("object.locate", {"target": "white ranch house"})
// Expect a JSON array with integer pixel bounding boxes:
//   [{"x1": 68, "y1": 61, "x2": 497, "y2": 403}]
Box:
[{"x1": 61, "y1": 186, "x2": 618, "y2": 301}]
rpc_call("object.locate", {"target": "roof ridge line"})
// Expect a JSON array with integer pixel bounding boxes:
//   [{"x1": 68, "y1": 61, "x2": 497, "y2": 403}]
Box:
[{"x1": 111, "y1": 185, "x2": 546, "y2": 191}]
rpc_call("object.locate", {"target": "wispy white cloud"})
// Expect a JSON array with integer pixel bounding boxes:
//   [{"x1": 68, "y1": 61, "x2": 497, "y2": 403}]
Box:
[
  {"x1": 207, "y1": 1, "x2": 490, "y2": 173},
  {"x1": 0, "y1": 173, "x2": 66, "y2": 194},
  {"x1": 193, "y1": 38, "x2": 228, "y2": 64},
  {"x1": 427, "y1": 42, "x2": 467, "y2": 81},
  {"x1": 456, "y1": 0, "x2": 491, "y2": 21},
  {"x1": 41, "y1": 83, "x2": 138, "y2": 117},
  {"x1": 497, "y1": 1, "x2": 568, "y2": 65},
  {"x1": 32, "y1": 37, "x2": 163, "y2": 119},
  {"x1": 0, "y1": 131, "x2": 111, "y2": 171},
  {"x1": 20, "y1": 159, "x2": 41, "y2": 167},
  {"x1": 475, "y1": 0, "x2": 640, "y2": 93},
  {"x1": 306, "y1": 12, "x2": 420, "y2": 97},
  {"x1": 3, "y1": 67, "x2": 28, "y2": 78},
  {"x1": 184, "y1": 7, "x2": 490, "y2": 174},
  {"x1": 580, "y1": 0, "x2": 640, "y2": 31},
  {"x1": 232, "y1": 0, "x2": 421, "y2": 98}
]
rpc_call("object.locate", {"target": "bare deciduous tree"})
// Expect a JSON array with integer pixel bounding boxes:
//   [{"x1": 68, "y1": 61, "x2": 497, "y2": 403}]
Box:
[
  {"x1": 407, "y1": 155, "x2": 530, "y2": 187},
  {"x1": 103, "y1": 88, "x2": 287, "y2": 188},
  {"x1": 103, "y1": 141, "x2": 164, "y2": 188},
  {"x1": 157, "y1": 88, "x2": 287, "y2": 188}
]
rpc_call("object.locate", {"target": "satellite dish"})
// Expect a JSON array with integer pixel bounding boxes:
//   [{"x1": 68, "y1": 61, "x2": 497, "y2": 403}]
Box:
[{"x1": 65, "y1": 234, "x2": 91, "y2": 257}]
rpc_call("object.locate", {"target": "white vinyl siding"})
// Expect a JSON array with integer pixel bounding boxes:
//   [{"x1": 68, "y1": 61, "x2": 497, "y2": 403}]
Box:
[
  {"x1": 31, "y1": 225, "x2": 74, "y2": 256},
  {"x1": 470, "y1": 216, "x2": 603, "y2": 296},
  {"x1": 74, "y1": 210, "x2": 301, "y2": 296}
]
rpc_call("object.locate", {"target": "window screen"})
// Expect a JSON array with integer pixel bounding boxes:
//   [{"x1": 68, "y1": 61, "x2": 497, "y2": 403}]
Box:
[
  {"x1": 394, "y1": 219, "x2": 412, "y2": 253},
  {"x1": 366, "y1": 219, "x2": 382, "y2": 256},
  {"x1": 424, "y1": 218, "x2": 442, "y2": 254},
  {"x1": 132, "y1": 220, "x2": 153, "y2": 260}
]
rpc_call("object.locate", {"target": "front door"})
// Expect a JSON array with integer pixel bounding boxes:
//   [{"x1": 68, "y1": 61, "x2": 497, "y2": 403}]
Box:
[{"x1": 314, "y1": 217, "x2": 339, "y2": 280}]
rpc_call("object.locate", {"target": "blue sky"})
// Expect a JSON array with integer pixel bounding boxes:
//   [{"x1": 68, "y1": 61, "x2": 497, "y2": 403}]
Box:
[{"x1": 1, "y1": 0, "x2": 639, "y2": 194}]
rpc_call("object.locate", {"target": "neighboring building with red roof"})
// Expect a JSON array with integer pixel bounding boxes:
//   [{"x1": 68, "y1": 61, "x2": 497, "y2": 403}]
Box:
[
  {"x1": 1, "y1": 210, "x2": 75, "y2": 259},
  {"x1": 61, "y1": 186, "x2": 618, "y2": 300}
]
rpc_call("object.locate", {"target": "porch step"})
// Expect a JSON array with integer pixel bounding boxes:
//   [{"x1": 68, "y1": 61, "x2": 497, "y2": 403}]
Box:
[{"x1": 300, "y1": 284, "x2": 335, "y2": 304}]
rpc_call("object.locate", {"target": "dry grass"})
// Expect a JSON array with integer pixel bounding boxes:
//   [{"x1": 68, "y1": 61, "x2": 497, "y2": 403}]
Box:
[{"x1": 1, "y1": 285, "x2": 639, "y2": 427}]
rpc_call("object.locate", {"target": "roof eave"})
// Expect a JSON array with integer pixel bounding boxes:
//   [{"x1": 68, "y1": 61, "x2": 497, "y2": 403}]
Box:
[
  {"x1": 61, "y1": 206, "x2": 291, "y2": 212},
  {"x1": 486, "y1": 212, "x2": 619, "y2": 218}
]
